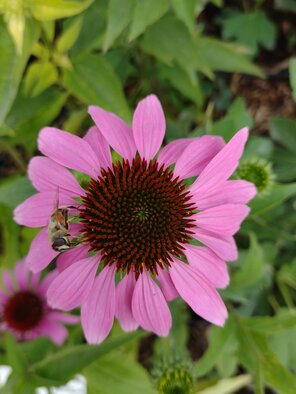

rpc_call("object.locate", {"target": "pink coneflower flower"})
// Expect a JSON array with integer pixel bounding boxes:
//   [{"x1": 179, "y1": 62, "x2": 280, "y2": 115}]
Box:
[
  {"x1": 0, "y1": 260, "x2": 78, "y2": 343},
  {"x1": 14, "y1": 95, "x2": 256, "y2": 344}
]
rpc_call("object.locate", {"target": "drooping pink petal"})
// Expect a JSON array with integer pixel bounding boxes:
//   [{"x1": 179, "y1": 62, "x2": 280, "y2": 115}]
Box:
[
  {"x1": 47, "y1": 255, "x2": 100, "y2": 311},
  {"x1": 26, "y1": 228, "x2": 58, "y2": 273},
  {"x1": 115, "y1": 273, "x2": 138, "y2": 332},
  {"x1": 132, "y1": 95, "x2": 166, "y2": 161},
  {"x1": 193, "y1": 204, "x2": 250, "y2": 235},
  {"x1": 47, "y1": 311, "x2": 80, "y2": 325},
  {"x1": 30, "y1": 272, "x2": 41, "y2": 289},
  {"x1": 132, "y1": 270, "x2": 172, "y2": 336},
  {"x1": 84, "y1": 126, "x2": 112, "y2": 171},
  {"x1": 157, "y1": 138, "x2": 196, "y2": 167},
  {"x1": 57, "y1": 245, "x2": 90, "y2": 272},
  {"x1": 28, "y1": 157, "x2": 84, "y2": 197},
  {"x1": 38, "y1": 127, "x2": 100, "y2": 178},
  {"x1": 184, "y1": 245, "x2": 229, "y2": 289},
  {"x1": 190, "y1": 128, "x2": 249, "y2": 196},
  {"x1": 14, "y1": 191, "x2": 74, "y2": 227},
  {"x1": 14, "y1": 261, "x2": 29, "y2": 290},
  {"x1": 81, "y1": 265, "x2": 116, "y2": 344},
  {"x1": 38, "y1": 319, "x2": 68, "y2": 345},
  {"x1": 169, "y1": 257, "x2": 228, "y2": 326},
  {"x1": 88, "y1": 106, "x2": 136, "y2": 162},
  {"x1": 2, "y1": 271, "x2": 15, "y2": 293},
  {"x1": 192, "y1": 180, "x2": 257, "y2": 210},
  {"x1": 156, "y1": 268, "x2": 178, "y2": 301},
  {"x1": 193, "y1": 228, "x2": 238, "y2": 261},
  {"x1": 174, "y1": 136, "x2": 225, "y2": 179}
]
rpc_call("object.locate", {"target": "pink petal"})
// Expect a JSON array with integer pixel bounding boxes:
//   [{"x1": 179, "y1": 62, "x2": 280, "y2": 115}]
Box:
[
  {"x1": 132, "y1": 270, "x2": 172, "y2": 336},
  {"x1": 2, "y1": 271, "x2": 15, "y2": 293},
  {"x1": 57, "y1": 245, "x2": 89, "y2": 272},
  {"x1": 38, "y1": 319, "x2": 68, "y2": 345},
  {"x1": 26, "y1": 227, "x2": 58, "y2": 273},
  {"x1": 14, "y1": 261, "x2": 29, "y2": 290},
  {"x1": 157, "y1": 138, "x2": 196, "y2": 167},
  {"x1": 174, "y1": 136, "x2": 225, "y2": 179},
  {"x1": 115, "y1": 273, "x2": 138, "y2": 332},
  {"x1": 38, "y1": 127, "x2": 100, "y2": 178},
  {"x1": 193, "y1": 204, "x2": 250, "y2": 235},
  {"x1": 81, "y1": 265, "x2": 116, "y2": 344},
  {"x1": 192, "y1": 180, "x2": 257, "y2": 210},
  {"x1": 30, "y1": 272, "x2": 41, "y2": 288},
  {"x1": 84, "y1": 126, "x2": 112, "y2": 170},
  {"x1": 47, "y1": 255, "x2": 100, "y2": 311},
  {"x1": 28, "y1": 157, "x2": 84, "y2": 197},
  {"x1": 0, "y1": 290, "x2": 8, "y2": 305},
  {"x1": 14, "y1": 191, "x2": 75, "y2": 227},
  {"x1": 169, "y1": 258, "x2": 228, "y2": 326},
  {"x1": 193, "y1": 228, "x2": 238, "y2": 261},
  {"x1": 88, "y1": 106, "x2": 136, "y2": 162},
  {"x1": 190, "y1": 128, "x2": 249, "y2": 196},
  {"x1": 133, "y1": 95, "x2": 166, "y2": 161},
  {"x1": 47, "y1": 311, "x2": 80, "y2": 325},
  {"x1": 184, "y1": 245, "x2": 229, "y2": 289},
  {"x1": 156, "y1": 268, "x2": 179, "y2": 301}
]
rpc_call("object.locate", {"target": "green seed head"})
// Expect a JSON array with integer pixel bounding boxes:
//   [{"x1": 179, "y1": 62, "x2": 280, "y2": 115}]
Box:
[{"x1": 237, "y1": 158, "x2": 274, "y2": 194}]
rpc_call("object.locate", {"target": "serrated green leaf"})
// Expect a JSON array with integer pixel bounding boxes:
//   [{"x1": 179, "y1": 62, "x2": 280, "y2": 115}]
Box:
[
  {"x1": 128, "y1": 0, "x2": 169, "y2": 42},
  {"x1": 28, "y1": 0, "x2": 94, "y2": 21},
  {"x1": 222, "y1": 11, "x2": 276, "y2": 55},
  {"x1": 103, "y1": 0, "x2": 134, "y2": 51},
  {"x1": 31, "y1": 331, "x2": 144, "y2": 383},
  {"x1": 63, "y1": 53, "x2": 131, "y2": 120},
  {"x1": 24, "y1": 61, "x2": 58, "y2": 97},
  {"x1": 57, "y1": 16, "x2": 83, "y2": 53},
  {"x1": 171, "y1": 0, "x2": 196, "y2": 34}
]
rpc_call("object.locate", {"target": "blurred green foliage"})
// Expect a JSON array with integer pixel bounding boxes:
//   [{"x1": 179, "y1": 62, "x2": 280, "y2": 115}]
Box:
[{"x1": 0, "y1": 0, "x2": 296, "y2": 393}]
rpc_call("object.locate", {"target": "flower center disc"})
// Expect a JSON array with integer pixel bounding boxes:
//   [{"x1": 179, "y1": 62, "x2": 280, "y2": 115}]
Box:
[
  {"x1": 80, "y1": 158, "x2": 195, "y2": 276},
  {"x1": 3, "y1": 291, "x2": 44, "y2": 332}
]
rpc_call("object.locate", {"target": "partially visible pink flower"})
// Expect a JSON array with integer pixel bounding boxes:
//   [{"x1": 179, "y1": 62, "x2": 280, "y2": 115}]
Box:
[
  {"x1": 0, "y1": 260, "x2": 78, "y2": 343},
  {"x1": 14, "y1": 94, "x2": 256, "y2": 344}
]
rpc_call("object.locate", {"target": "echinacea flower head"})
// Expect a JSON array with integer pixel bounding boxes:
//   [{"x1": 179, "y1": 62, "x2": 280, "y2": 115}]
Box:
[
  {"x1": 14, "y1": 95, "x2": 256, "y2": 344},
  {"x1": 0, "y1": 260, "x2": 78, "y2": 343}
]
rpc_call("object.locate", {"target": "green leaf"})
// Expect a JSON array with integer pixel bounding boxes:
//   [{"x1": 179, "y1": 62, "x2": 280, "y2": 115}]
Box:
[
  {"x1": 5, "y1": 86, "x2": 67, "y2": 154},
  {"x1": 23, "y1": 61, "x2": 58, "y2": 97},
  {"x1": 28, "y1": 0, "x2": 94, "y2": 20},
  {"x1": 128, "y1": 0, "x2": 169, "y2": 42},
  {"x1": 289, "y1": 57, "x2": 296, "y2": 101},
  {"x1": 141, "y1": 16, "x2": 213, "y2": 80},
  {"x1": 0, "y1": 203, "x2": 20, "y2": 269},
  {"x1": 273, "y1": 146, "x2": 296, "y2": 182},
  {"x1": 222, "y1": 11, "x2": 276, "y2": 55},
  {"x1": 243, "y1": 136, "x2": 274, "y2": 160},
  {"x1": 249, "y1": 183, "x2": 296, "y2": 216},
  {"x1": 196, "y1": 375, "x2": 252, "y2": 394},
  {"x1": 57, "y1": 16, "x2": 83, "y2": 53},
  {"x1": 0, "y1": 18, "x2": 40, "y2": 125},
  {"x1": 210, "y1": 97, "x2": 253, "y2": 140},
  {"x1": 104, "y1": 0, "x2": 134, "y2": 51},
  {"x1": 195, "y1": 37, "x2": 264, "y2": 77},
  {"x1": 171, "y1": 0, "x2": 196, "y2": 34},
  {"x1": 31, "y1": 331, "x2": 144, "y2": 383},
  {"x1": 63, "y1": 53, "x2": 131, "y2": 120},
  {"x1": 84, "y1": 351, "x2": 156, "y2": 394},
  {"x1": 243, "y1": 311, "x2": 296, "y2": 333},
  {"x1": 229, "y1": 233, "x2": 264, "y2": 291},
  {"x1": 270, "y1": 116, "x2": 296, "y2": 153},
  {"x1": 0, "y1": 176, "x2": 34, "y2": 209},
  {"x1": 4, "y1": 333, "x2": 27, "y2": 377}
]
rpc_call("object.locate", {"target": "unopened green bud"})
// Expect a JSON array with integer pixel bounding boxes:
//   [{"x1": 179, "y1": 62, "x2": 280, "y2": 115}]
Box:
[{"x1": 237, "y1": 158, "x2": 274, "y2": 194}]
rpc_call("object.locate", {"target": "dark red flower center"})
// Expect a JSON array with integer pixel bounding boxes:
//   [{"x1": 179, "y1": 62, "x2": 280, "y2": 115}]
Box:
[
  {"x1": 3, "y1": 291, "x2": 44, "y2": 332},
  {"x1": 79, "y1": 157, "x2": 196, "y2": 277}
]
